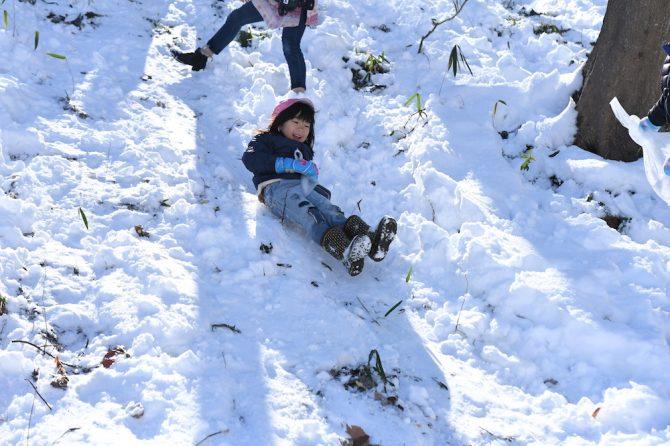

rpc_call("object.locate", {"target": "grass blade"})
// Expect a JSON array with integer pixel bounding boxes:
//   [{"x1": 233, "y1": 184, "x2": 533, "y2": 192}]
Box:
[
  {"x1": 368, "y1": 349, "x2": 389, "y2": 391},
  {"x1": 47, "y1": 52, "x2": 66, "y2": 60},
  {"x1": 404, "y1": 93, "x2": 418, "y2": 107},
  {"x1": 384, "y1": 300, "x2": 403, "y2": 318},
  {"x1": 34, "y1": 31, "x2": 39, "y2": 50},
  {"x1": 78, "y1": 207, "x2": 89, "y2": 230},
  {"x1": 405, "y1": 266, "x2": 413, "y2": 283},
  {"x1": 460, "y1": 51, "x2": 473, "y2": 75},
  {"x1": 3, "y1": 10, "x2": 8, "y2": 29},
  {"x1": 493, "y1": 99, "x2": 507, "y2": 118}
]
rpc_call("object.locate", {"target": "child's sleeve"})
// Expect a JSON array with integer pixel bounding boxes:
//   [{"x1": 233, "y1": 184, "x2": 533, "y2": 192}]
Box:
[{"x1": 242, "y1": 135, "x2": 278, "y2": 174}]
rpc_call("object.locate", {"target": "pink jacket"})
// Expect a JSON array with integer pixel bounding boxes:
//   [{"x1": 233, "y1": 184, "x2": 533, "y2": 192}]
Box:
[{"x1": 249, "y1": 0, "x2": 319, "y2": 29}]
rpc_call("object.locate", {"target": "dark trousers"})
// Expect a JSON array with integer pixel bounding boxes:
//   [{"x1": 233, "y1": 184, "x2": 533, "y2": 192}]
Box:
[{"x1": 206, "y1": 2, "x2": 307, "y2": 90}]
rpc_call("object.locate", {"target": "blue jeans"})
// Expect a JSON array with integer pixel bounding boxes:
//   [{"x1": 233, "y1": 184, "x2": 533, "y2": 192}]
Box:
[
  {"x1": 263, "y1": 180, "x2": 346, "y2": 244},
  {"x1": 206, "y1": 2, "x2": 308, "y2": 90}
]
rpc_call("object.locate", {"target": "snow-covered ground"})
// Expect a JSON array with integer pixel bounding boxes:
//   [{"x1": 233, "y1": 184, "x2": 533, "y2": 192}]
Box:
[{"x1": 1, "y1": 0, "x2": 670, "y2": 444}]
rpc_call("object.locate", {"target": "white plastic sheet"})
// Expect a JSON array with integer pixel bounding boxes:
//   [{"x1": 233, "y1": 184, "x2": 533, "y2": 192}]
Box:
[{"x1": 610, "y1": 97, "x2": 670, "y2": 205}]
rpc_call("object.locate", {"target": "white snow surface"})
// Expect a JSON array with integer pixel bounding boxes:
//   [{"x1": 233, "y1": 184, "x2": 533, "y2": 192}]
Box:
[{"x1": 1, "y1": 0, "x2": 670, "y2": 445}]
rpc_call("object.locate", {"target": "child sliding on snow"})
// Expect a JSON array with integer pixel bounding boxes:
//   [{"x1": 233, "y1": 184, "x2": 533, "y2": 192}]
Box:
[
  {"x1": 242, "y1": 98, "x2": 397, "y2": 276},
  {"x1": 172, "y1": 0, "x2": 318, "y2": 93}
]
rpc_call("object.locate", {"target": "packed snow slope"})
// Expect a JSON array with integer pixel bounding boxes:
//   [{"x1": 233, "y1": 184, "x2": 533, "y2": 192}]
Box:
[{"x1": 2, "y1": 0, "x2": 670, "y2": 444}]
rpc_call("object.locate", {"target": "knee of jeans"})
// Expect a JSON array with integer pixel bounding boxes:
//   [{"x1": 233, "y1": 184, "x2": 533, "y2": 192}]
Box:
[{"x1": 307, "y1": 206, "x2": 326, "y2": 224}]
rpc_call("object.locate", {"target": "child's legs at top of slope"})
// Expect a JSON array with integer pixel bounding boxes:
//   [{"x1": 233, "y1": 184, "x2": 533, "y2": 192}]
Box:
[
  {"x1": 281, "y1": 8, "x2": 307, "y2": 90},
  {"x1": 207, "y1": 1, "x2": 263, "y2": 54},
  {"x1": 263, "y1": 180, "x2": 347, "y2": 244}
]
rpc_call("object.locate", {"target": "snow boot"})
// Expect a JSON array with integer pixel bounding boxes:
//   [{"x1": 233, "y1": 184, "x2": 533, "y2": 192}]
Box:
[
  {"x1": 171, "y1": 47, "x2": 208, "y2": 71},
  {"x1": 344, "y1": 215, "x2": 397, "y2": 262},
  {"x1": 321, "y1": 226, "x2": 371, "y2": 276}
]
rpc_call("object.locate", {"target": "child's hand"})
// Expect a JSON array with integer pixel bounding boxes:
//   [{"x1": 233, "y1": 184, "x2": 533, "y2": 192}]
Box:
[{"x1": 275, "y1": 157, "x2": 319, "y2": 179}]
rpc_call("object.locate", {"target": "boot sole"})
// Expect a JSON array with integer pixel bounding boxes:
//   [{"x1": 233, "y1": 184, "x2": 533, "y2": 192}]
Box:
[
  {"x1": 343, "y1": 235, "x2": 371, "y2": 276},
  {"x1": 370, "y1": 217, "x2": 397, "y2": 262}
]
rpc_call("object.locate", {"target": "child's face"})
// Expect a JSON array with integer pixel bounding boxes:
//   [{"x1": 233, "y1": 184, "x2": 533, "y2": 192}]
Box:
[{"x1": 279, "y1": 117, "x2": 311, "y2": 143}]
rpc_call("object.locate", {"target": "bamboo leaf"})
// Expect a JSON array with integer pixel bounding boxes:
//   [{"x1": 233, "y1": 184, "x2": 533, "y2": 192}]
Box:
[
  {"x1": 78, "y1": 207, "x2": 89, "y2": 230},
  {"x1": 405, "y1": 266, "x2": 413, "y2": 283},
  {"x1": 415, "y1": 93, "x2": 421, "y2": 112},
  {"x1": 47, "y1": 52, "x2": 67, "y2": 60},
  {"x1": 449, "y1": 45, "x2": 458, "y2": 77},
  {"x1": 34, "y1": 31, "x2": 39, "y2": 50},
  {"x1": 404, "y1": 93, "x2": 418, "y2": 107},
  {"x1": 384, "y1": 300, "x2": 403, "y2": 318}
]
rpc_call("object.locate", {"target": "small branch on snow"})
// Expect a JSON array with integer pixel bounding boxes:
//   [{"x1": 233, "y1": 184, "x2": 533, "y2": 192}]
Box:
[
  {"x1": 25, "y1": 379, "x2": 52, "y2": 411},
  {"x1": 211, "y1": 323, "x2": 241, "y2": 334},
  {"x1": 52, "y1": 427, "x2": 82, "y2": 445},
  {"x1": 355, "y1": 297, "x2": 380, "y2": 325},
  {"x1": 454, "y1": 273, "x2": 469, "y2": 333},
  {"x1": 195, "y1": 429, "x2": 230, "y2": 446},
  {"x1": 11, "y1": 340, "x2": 95, "y2": 371},
  {"x1": 26, "y1": 391, "x2": 35, "y2": 446},
  {"x1": 418, "y1": 0, "x2": 471, "y2": 54}
]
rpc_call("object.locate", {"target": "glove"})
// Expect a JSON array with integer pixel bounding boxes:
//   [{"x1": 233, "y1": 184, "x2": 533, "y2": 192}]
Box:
[
  {"x1": 639, "y1": 117, "x2": 661, "y2": 132},
  {"x1": 275, "y1": 157, "x2": 319, "y2": 179}
]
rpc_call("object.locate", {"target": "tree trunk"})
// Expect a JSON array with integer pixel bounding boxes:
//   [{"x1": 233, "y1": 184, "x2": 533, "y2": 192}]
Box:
[{"x1": 574, "y1": 0, "x2": 670, "y2": 162}]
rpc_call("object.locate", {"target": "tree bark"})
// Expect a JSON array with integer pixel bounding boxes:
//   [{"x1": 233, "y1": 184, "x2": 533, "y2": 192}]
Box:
[{"x1": 574, "y1": 0, "x2": 670, "y2": 162}]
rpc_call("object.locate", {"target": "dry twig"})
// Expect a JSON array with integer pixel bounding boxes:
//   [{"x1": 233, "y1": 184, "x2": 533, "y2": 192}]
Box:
[
  {"x1": 25, "y1": 379, "x2": 52, "y2": 411},
  {"x1": 195, "y1": 429, "x2": 230, "y2": 446},
  {"x1": 418, "y1": 0, "x2": 471, "y2": 53}
]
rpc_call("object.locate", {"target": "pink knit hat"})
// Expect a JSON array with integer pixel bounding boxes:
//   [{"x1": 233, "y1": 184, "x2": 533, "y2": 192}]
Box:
[{"x1": 270, "y1": 97, "x2": 315, "y2": 121}]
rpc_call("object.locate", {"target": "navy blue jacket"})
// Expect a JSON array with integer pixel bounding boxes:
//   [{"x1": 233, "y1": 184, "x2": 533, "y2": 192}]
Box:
[
  {"x1": 243, "y1": 133, "x2": 315, "y2": 187},
  {"x1": 242, "y1": 133, "x2": 331, "y2": 198}
]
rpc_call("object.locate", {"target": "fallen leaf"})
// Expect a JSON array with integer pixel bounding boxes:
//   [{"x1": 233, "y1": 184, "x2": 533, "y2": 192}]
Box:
[
  {"x1": 51, "y1": 356, "x2": 69, "y2": 389},
  {"x1": 346, "y1": 425, "x2": 370, "y2": 446},
  {"x1": 592, "y1": 407, "x2": 601, "y2": 418},
  {"x1": 102, "y1": 346, "x2": 128, "y2": 368},
  {"x1": 50, "y1": 375, "x2": 69, "y2": 389},
  {"x1": 134, "y1": 225, "x2": 150, "y2": 238}
]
